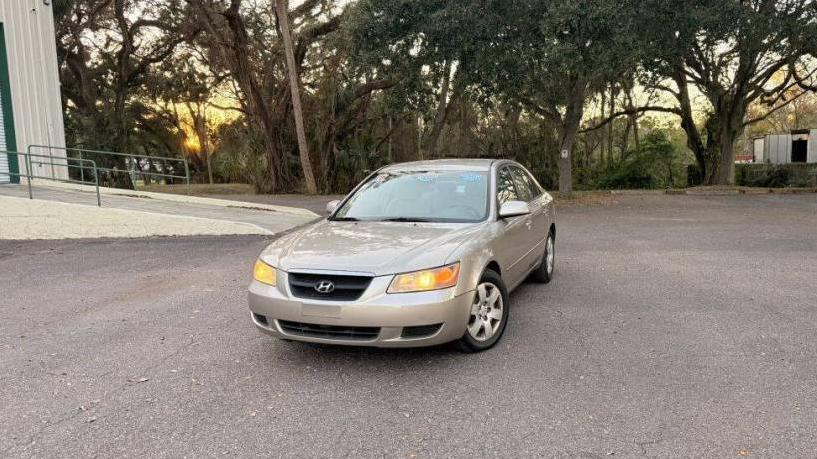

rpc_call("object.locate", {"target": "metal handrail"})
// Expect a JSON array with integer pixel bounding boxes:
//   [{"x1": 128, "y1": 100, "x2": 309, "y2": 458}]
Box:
[
  {"x1": 0, "y1": 150, "x2": 101, "y2": 206},
  {"x1": 27, "y1": 144, "x2": 191, "y2": 191}
]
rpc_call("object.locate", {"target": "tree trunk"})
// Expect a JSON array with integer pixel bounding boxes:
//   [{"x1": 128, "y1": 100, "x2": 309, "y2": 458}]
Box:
[
  {"x1": 417, "y1": 116, "x2": 423, "y2": 160},
  {"x1": 670, "y1": 57, "x2": 750, "y2": 186},
  {"x1": 695, "y1": 104, "x2": 745, "y2": 186},
  {"x1": 144, "y1": 157, "x2": 153, "y2": 186},
  {"x1": 712, "y1": 98, "x2": 747, "y2": 185},
  {"x1": 421, "y1": 63, "x2": 454, "y2": 158},
  {"x1": 202, "y1": 0, "x2": 293, "y2": 192},
  {"x1": 621, "y1": 117, "x2": 631, "y2": 157},
  {"x1": 598, "y1": 90, "x2": 606, "y2": 169},
  {"x1": 716, "y1": 141, "x2": 735, "y2": 185},
  {"x1": 607, "y1": 84, "x2": 616, "y2": 167},
  {"x1": 671, "y1": 68, "x2": 709, "y2": 183},
  {"x1": 274, "y1": 0, "x2": 317, "y2": 194},
  {"x1": 715, "y1": 127, "x2": 739, "y2": 185},
  {"x1": 194, "y1": 111, "x2": 214, "y2": 185},
  {"x1": 558, "y1": 81, "x2": 586, "y2": 194},
  {"x1": 557, "y1": 123, "x2": 578, "y2": 194},
  {"x1": 387, "y1": 115, "x2": 393, "y2": 162},
  {"x1": 627, "y1": 89, "x2": 639, "y2": 150}
]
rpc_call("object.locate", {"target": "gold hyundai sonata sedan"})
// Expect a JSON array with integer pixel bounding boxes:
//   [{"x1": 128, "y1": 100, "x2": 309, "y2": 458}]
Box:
[{"x1": 248, "y1": 159, "x2": 556, "y2": 352}]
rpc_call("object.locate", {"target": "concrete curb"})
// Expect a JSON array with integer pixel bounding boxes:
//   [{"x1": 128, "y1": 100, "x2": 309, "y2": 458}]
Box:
[
  {"x1": 608, "y1": 189, "x2": 666, "y2": 195},
  {"x1": 0, "y1": 196, "x2": 275, "y2": 240},
  {"x1": 599, "y1": 188, "x2": 817, "y2": 197},
  {"x1": 35, "y1": 179, "x2": 320, "y2": 217},
  {"x1": 684, "y1": 189, "x2": 741, "y2": 196}
]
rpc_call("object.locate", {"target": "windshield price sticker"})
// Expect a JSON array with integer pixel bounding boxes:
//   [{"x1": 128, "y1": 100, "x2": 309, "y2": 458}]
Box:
[{"x1": 459, "y1": 173, "x2": 482, "y2": 182}]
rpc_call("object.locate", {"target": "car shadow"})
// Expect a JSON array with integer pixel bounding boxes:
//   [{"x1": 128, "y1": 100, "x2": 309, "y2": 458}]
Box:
[
  {"x1": 253, "y1": 281, "x2": 550, "y2": 373},
  {"x1": 274, "y1": 339, "x2": 461, "y2": 359}
]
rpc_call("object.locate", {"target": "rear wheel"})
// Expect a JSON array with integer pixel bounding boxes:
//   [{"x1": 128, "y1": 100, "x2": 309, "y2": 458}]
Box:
[
  {"x1": 529, "y1": 229, "x2": 555, "y2": 284},
  {"x1": 457, "y1": 270, "x2": 509, "y2": 353}
]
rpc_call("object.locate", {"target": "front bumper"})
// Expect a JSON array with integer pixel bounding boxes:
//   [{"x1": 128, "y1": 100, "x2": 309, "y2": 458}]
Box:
[{"x1": 247, "y1": 272, "x2": 474, "y2": 348}]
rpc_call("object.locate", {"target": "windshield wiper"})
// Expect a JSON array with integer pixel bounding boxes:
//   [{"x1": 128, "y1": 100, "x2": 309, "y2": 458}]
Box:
[
  {"x1": 329, "y1": 216, "x2": 360, "y2": 221},
  {"x1": 379, "y1": 217, "x2": 435, "y2": 222}
]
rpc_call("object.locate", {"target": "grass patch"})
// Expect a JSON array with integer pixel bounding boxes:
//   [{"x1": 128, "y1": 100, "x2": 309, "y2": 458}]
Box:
[
  {"x1": 552, "y1": 191, "x2": 617, "y2": 208},
  {"x1": 686, "y1": 185, "x2": 817, "y2": 195},
  {"x1": 137, "y1": 183, "x2": 255, "y2": 195}
]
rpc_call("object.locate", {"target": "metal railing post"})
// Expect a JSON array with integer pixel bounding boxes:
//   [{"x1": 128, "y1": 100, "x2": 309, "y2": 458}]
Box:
[
  {"x1": 25, "y1": 152, "x2": 33, "y2": 200},
  {"x1": 184, "y1": 159, "x2": 191, "y2": 194},
  {"x1": 25, "y1": 145, "x2": 32, "y2": 188},
  {"x1": 92, "y1": 160, "x2": 101, "y2": 207},
  {"x1": 79, "y1": 150, "x2": 85, "y2": 183}
]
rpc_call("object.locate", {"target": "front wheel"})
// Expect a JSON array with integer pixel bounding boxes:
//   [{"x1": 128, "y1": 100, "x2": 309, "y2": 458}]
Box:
[
  {"x1": 529, "y1": 230, "x2": 554, "y2": 284},
  {"x1": 456, "y1": 270, "x2": 509, "y2": 353}
]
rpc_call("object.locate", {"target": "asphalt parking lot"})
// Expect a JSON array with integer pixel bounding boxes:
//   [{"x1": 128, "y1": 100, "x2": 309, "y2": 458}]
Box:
[{"x1": 1, "y1": 194, "x2": 816, "y2": 457}]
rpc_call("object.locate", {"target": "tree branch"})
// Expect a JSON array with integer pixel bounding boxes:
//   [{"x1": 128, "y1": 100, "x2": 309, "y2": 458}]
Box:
[
  {"x1": 744, "y1": 90, "x2": 808, "y2": 127},
  {"x1": 351, "y1": 79, "x2": 396, "y2": 100},
  {"x1": 580, "y1": 106, "x2": 680, "y2": 133},
  {"x1": 521, "y1": 99, "x2": 562, "y2": 124},
  {"x1": 208, "y1": 101, "x2": 246, "y2": 114}
]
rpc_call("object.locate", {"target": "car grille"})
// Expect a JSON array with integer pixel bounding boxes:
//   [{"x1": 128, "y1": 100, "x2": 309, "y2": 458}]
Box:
[
  {"x1": 278, "y1": 320, "x2": 380, "y2": 340},
  {"x1": 288, "y1": 272, "x2": 373, "y2": 301}
]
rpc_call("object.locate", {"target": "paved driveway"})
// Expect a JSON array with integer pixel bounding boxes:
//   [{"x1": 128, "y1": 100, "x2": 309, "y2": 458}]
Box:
[
  {"x1": 0, "y1": 184, "x2": 317, "y2": 236},
  {"x1": 1, "y1": 194, "x2": 816, "y2": 457}
]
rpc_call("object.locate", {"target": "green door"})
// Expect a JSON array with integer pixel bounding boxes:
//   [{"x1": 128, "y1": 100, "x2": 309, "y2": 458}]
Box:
[{"x1": 0, "y1": 23, "x2": 19, "y2": 184}]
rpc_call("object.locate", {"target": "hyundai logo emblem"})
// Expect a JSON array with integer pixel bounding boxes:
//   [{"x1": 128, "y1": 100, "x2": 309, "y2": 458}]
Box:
[{"x1": 314, "y1": 280, "x2": 335, "y2": 294}]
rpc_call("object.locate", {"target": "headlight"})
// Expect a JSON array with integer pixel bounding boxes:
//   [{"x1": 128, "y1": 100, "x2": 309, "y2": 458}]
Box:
[
  {"x1": 253, "y1": 259, "x2": 277, "y2": 286},
  {"x1": 388, "y1": 263, "x2": 460, "y2": 293}
]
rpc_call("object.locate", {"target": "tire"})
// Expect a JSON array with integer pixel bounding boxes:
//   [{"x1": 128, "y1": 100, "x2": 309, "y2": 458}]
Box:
[
  {"x1": 457, "y1": 269, "x2": 510, "y2": 353},
  {"x1": 529, "y1": 229, "x2": 555, "y2": 284}
]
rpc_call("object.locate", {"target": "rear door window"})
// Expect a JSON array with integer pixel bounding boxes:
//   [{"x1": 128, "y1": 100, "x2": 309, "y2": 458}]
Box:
[
  {"x1": 510, "y1": 167, "x2": 535, "y2": 202},
  {"x1": 496, "y1": 167, "x2": 519, "y2": 205},
  {"x1": 522, "y1": 169, "x2": 544, "y2": 197}
]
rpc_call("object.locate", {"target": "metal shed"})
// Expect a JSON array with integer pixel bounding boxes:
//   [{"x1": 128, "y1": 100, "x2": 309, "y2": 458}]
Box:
[
  {"x1": 0, "y1": 1, "x2": 67, "y2": 184},
  {"x1": 752, "y1": 129, "x2": 817, "y2": 164}
]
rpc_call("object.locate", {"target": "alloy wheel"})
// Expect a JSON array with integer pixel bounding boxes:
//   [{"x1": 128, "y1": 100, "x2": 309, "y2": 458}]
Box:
[
  {"x1": 467, "y1": 282, "x2": 504, "y2": 342},
  {"x1": 546, "y1": 235, "x2": 554, "y2": 275}
]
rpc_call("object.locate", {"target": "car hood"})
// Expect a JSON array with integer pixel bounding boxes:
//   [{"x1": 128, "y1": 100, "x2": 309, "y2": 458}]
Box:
[{"x1": 260, "y1": 220, "x2": 484, "y2": 276}]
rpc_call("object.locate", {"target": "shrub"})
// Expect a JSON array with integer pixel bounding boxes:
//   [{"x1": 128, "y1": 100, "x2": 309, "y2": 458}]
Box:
[
  {"x1": 736, "y1": 165, "x2": 793, "y2": 188},
  {"x1": 588, "y1": 131, "x2": 684, "y2": 190}
]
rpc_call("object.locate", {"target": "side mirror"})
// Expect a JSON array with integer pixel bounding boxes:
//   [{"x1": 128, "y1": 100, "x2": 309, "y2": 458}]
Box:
[
  {"x1": 498, "y1": 200, "x2": 531, "y2": 219},
  {"x1": 326, "y1": 200, "x2": 341, "y2": 215}
]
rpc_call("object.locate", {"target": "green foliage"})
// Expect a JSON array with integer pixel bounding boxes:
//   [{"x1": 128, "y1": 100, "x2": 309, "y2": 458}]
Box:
[
  {"x1": 348, "y1": 0, "x2": 640, "y2": 114},
  {"x1": 587, "y1": 131, "x2": 685, "y2": 190},
  {"x1": 57, "y1": 0, "x2": 191, "y2": 183},
  {"x1": 55, "y1": 0, "x2": 817, "y2": 193},
  {"x1": 637, "y1": 0, "x2": 817, "y2": 184},
  {"x1": 332, "y1": 146, "x2": 387, "y2": 192},
  {"x1": 743, "y1": 167, "x2": 790, "y2": 188},
  {"x1": 210, "y1": 120, "x2": 267, "y2": 189},
  {"x1": 687, "y1": 164, "x2": 703, "y2": 187},
  {"x1": 736, "y1": 164, "x2": 817, "y2": 188},
  {"x1": 346, "y1": 0, "x2": 644, "y2": 193}
]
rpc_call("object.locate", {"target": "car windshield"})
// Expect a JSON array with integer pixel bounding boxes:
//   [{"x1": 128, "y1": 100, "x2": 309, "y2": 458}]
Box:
[{"x1": 332, "y1": 170, "x2": 489, "y2": 223}]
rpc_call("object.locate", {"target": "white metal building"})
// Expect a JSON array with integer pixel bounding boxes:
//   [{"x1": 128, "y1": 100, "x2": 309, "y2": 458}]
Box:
[
  {"x1": 752, "y1": 129, "x2": 817, "y2": 164},
  {"x1": 0, "y1": 1, "x2": 67, "y2": 184}
]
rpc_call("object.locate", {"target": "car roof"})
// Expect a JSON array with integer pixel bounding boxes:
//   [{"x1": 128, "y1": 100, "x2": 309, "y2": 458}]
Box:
[{"x1": 380, "y1": 159, "x2": 498, "y2": 173}]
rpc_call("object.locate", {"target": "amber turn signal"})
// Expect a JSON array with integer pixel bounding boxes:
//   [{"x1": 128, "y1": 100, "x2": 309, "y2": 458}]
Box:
[{"x1": 253, "y1": 259, "x2": 277, "y2": 286}]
